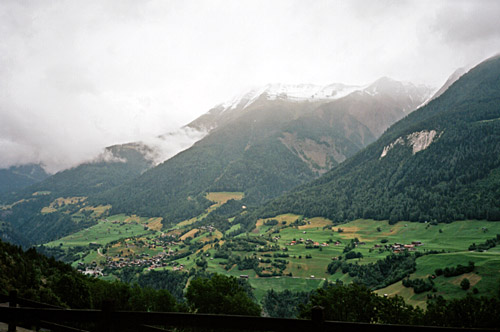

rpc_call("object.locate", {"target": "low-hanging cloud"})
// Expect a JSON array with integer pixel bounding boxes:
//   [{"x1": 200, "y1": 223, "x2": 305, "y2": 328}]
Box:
[
  {"x1": 139, "y1": 127, "x2": 207, "y2": 166},
  {"x1": 427, "y1": 0, "x2": 500, "y2": 67},
  {"x1": 87, "y1": 126, "x2": 206, "y2": 167},
  {"x1": 431, "y1": 1, "x2": 500, "y2": 45},
  {"x1": 1, "y1": 0, "x2": 500, "y2": 173},
  {"x1": 0, "y1": 0, "x2": 207, "y2": 173}
]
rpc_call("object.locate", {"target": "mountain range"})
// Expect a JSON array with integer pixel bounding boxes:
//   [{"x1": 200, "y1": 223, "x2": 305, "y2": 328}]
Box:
[
  {"x1": 0, "y1": 76, "x2": 433, "y2": 244},
  {"x1": 2, "y1": 55, "x2": 499, "y2": 248},
  {"x1": 94, "y1": 77, "x2": 432, "y2": 224},
  {"x1": 250, "y1": 54, "x2": 500, "y2": 226}
]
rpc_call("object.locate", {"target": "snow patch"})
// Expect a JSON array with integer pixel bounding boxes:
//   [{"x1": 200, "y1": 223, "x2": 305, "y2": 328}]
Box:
[
  {"x1": 218, "y1": 83, "x2": 361, "y2": 113},
  {"x1": 215, "y1": 78, "x2": 433, "y2": 118},
  {"x1": 380, "y1": 130, "x2": 441, "y2": 158},
  {"x1": 264, "y1": 83, "x2": 361, "y2": 101}
]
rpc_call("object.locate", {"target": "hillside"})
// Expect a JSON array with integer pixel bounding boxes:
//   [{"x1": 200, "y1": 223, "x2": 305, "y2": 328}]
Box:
[
  {"x1": 26, "y1": 143, "x2": 155, "y2": 198},
  {"x1": 0, "y1": 143, "x2": 155, "y2": 245},
  {"x1": 42, "y1": 197, "x2": 500, "y2": 311},
  {"x1": 0, "y1": 239, "x2": 182, "y2": 313},
  {"x1": 426, "y1": 68, "x2": 466, "y2": 103},
  {"x1": 4, "y1": 233, "x2": 500, "y2": 328},
  {"x1": 0, "y1": 220, "x2": 28, "y2": 247},
  {"x1": 255, "y1": 55, "x2": 500, "y2": 224},
  {"x1": 96, "y1": 80, "x2": 431, "y2": 225},
  {"x1": 0, "y1": 164, "x2": 49, "y2": 195}
]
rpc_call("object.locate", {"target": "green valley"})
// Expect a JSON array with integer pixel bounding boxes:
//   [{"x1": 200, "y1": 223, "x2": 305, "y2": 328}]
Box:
[{"x1": 36, "y1": 191, "x2": 500, "y2": 306}]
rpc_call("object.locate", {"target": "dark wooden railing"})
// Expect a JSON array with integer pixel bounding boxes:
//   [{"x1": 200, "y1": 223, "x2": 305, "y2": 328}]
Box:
[{"x1": 1, "y1": 291, "x2": 497, "y2": 332}]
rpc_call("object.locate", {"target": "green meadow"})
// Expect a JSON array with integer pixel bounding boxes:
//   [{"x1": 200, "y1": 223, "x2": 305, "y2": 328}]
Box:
[
  {"x1": 250, "y1": 277, "x2": 325, "y2": 301},
  {"x1": 201, "y1": 217, "x2": 500, "y2": 304},
  {"x1": 46, "y1": 214, "x2": 157, "y2": 248}
]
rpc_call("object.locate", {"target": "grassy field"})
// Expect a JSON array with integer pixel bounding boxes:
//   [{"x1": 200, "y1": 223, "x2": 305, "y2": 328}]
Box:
[
  {"x1": 375, "y1": 250, "x2": 500, "y2": 307},
  {"x1": 46, "y1": 214, "x2": 157, "y2": 248},
  {"x1": 204, "y1": 218, "x2": 500, "y2": 304},
  {"x1": 175, "y1": 192, "x2": 244, "y2": 229},
  {"x1": 79, "y1": 204, "x2": 112, "y2": 218},
  {"x1": 1, "y1": 198, "x2": 29, "y2": 210},
  {"x1": 225, "y1": 223, "x2": 241, "y2": 235},
  {"x1": 250, "y1": 277, "x2": 325, "y2": 301},
  {"x1": 205, "y1": 192, "x2": 244, "y2": 205},
  {"x1": 41, "y1": 197, "x2": 87, "y2": 213}
]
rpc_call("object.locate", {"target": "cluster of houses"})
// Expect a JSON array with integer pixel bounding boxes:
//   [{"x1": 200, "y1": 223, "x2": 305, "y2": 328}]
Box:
[
  {"x1": 118, "y1": 235, "x2": 180, "y2": 253},
  {"x1": 103, "y1": 250, "x2": 174, "y2": 270},
  {"x1": 283, "y1": 236, "x2": 424, "y2": 254},
  {"x1": 172, "y1": 264, "x2": 185, "y2": 271},
  {"x1": 391, "y1": 241, "x2": 424, "y2": 253},
  {"x1": 80, "y1": 266, "x2": 104, "y2": 277},
  {"x1": 199, "y1": 225, "x2": 216, "y2": 233},
  {"x1": 374, "y1": 241, "x2": 424, "y2": 253},
  {"x1": 287, "y1": 238, "x2": 331, "y2": 247}
]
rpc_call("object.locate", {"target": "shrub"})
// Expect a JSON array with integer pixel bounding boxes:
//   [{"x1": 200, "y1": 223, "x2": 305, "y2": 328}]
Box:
[{"x1": 460, "y1": 278, "x2": 470, "y2": 290}]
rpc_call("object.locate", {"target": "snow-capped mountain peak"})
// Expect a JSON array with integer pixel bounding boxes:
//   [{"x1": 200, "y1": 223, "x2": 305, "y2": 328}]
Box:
[
  {"x1": 218, "y1": 82, "x2": 361, "y2": 112},
  {"x1": 188, "y1": 78, "x2": 434, "y2": 133}
]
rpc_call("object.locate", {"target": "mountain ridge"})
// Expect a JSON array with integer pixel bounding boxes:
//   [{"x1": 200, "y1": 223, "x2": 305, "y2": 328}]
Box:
[
  {"x1": 0, "y1": 164, "x2": 49, "y2": 195},
  {"x1": 188, "y1": 78, "x2": 433, "y2": 133},
  {"x1": 95, "y1": 77, "x2": 432, "y2": 225},
  {"x1": 251, "y1": 54, "x2": 500, "y2": 225}
]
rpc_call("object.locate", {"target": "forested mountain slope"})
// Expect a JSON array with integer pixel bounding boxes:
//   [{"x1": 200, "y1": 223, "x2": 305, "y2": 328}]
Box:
[
  {"x1": 0, "y1": 144, "x2": 155, "y2": 245},
  {"x1": 255, "y1": 55, "x2": 500, "y2": 224},
  {"x1": 0, "y1": 164, "x2": 48, "y2": 195},
  {"x1": 96, "y1": 80, "x2": 431, "y2": 224},
  {"x1": 26, "y1": 143, "x2": 155, "y2": 198}
]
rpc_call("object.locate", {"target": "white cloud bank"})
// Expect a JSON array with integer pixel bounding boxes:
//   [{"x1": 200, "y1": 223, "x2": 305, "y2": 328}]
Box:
[{"x1": 1, "y1": 0, "x2": 499, "y2": 173}]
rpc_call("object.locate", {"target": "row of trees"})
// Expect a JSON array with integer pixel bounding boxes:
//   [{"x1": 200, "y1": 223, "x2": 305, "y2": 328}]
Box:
[
  {"x1": 327, "y1": 252, "x2": 416, "y2": 289},
  {"x1": 468, "y1": 234, "x2": 500, "y2": 251},
  {"x1": 435, "y1": 261, "x2": 475, "y2": 278},
  {"x1": 300, "y1": 282, "x2": 500, "y2": 328}
]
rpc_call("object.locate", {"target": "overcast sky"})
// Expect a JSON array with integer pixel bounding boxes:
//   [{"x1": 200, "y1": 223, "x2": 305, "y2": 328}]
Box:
[{"x1": 1, "y1": 0, "x2": 500, "y2": 173}]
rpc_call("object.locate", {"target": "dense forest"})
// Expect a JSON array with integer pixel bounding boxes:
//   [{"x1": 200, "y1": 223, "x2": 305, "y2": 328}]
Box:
[
  {"x1": 0, "y1": 164, "x2": 48, "y2": 195},
  {"x1": 1, "y1": 195, "x2": 98, "y2": 245}
]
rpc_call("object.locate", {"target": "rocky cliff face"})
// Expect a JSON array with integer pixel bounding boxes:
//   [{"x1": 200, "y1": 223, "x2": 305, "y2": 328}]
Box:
[{"x1": 381, "y1": 130, "x2": 441, "y2": 158}]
